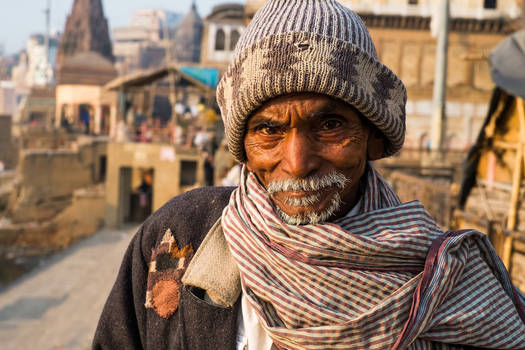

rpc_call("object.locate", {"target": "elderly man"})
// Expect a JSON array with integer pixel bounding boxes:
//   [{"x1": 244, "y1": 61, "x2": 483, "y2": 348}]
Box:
[{"x1": 93, "y1": 1, "x2": 525, "y2": 349}]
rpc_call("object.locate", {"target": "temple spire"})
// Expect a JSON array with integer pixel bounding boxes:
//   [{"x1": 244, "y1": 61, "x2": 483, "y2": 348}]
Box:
[
  {"x1": 174, "y1": 1, "x2": 203, "y2": 63},
  {"x1": 57, "y1": 0, "x2": 113, "y2": 68}
]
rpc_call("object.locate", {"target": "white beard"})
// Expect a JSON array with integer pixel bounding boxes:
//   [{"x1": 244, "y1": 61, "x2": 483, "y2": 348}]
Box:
[
  {"x1": 266, "y1": 172, "x2": 348, "y2": 225},
  {"x1": 274, "y1": 192, "x2": 344, "y2": 225}
]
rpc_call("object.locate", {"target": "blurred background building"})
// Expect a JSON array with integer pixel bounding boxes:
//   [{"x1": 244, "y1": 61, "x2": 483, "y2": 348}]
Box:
[
  {"x1": 201, "y1": 3, "x2": 245, "y2": 68},
  {"x1": 341, "y1": 0, "x2": 521, "y2": 18},
  {"x1": 174, "y1": 2, "x2": 204, "y2": 63},
  {"x1": 113, "y1": 9, "x2": 182, "y2": 74},
  {"x1": 22, "y1": 33, "x2": 57, "y2": 87},
  {"x1": 55, "y1": 0, "x2": 117, "y2": 136}
]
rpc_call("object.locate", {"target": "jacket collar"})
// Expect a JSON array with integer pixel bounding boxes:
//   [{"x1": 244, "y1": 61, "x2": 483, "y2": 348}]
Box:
[{"x1": 181, "y1": 219, "x2": 241, "y2": 308}]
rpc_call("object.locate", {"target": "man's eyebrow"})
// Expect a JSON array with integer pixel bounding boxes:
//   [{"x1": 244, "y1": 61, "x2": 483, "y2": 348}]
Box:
[
  {"x1": 307, "y1": 104, "x2": 341, "y2": 119},
  {"x1": 247, "y1": 114, "x2": 281, "y2": 126}
]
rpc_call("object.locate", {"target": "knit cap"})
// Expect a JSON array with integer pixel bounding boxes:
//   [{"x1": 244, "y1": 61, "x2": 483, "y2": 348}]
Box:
[{"x1": 217, "y1": 0, "x2": 407, "y2": 161}]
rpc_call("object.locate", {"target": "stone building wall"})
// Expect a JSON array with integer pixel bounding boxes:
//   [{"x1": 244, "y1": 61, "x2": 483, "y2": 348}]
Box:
[
  {"x1": 7, "y1": 139, "x2": 107, "y2": 223},
  {"x1": 0, "y1": 115, "x2": 15, "y2": 170},
  {"x1": 105, "y1": 142, "x2": 204, "y2": 228},
  {"x1": 0, "y1": 185, "x2": 105, "y2": 248},
  {"x1": 16, "y1": 87, "x2": 56, "y2": 127},
  {"x1": 341, "y1": 0, "x2": 522, "y2": 18},
  {"x1": 369, "y1": 27, "x2": 505, "y2": 149},
  {"x1": 246, "y1": 0, "x2": 523, "y2": 19}
]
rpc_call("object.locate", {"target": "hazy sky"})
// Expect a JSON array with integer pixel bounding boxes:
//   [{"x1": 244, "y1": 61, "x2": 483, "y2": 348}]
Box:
[{"x1": 0, "y1": 0, "x2": 231, "y2": 54}]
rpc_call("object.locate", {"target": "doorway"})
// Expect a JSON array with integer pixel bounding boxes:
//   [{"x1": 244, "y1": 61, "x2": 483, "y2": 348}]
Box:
[{"x1": 119, "y1": 167, "x2": 155, "y2": 224}]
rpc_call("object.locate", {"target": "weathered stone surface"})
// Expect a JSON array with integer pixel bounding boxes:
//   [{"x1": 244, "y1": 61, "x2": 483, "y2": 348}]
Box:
[
  {"x1": 0, "y1": 172, "x2": 17, "y2": 216},
  {"x1": 401, "y1": 43, "x2": 421, "y2": 88},
  {"x1": 0, "y1": 115, "x2": 16, "y2": 170},
  {"x1": 105, "y1": 142, "x2": 204, "y2": 228},
  {"x1": 50, "y1": 185, "x2": 106, "y2": 248},
  {"x1": 0, "y1": 226, "x2": 134, "y2": 350},
  {"x1": 447, "y1": 45, "x2": 471, "y2": 88},
  {"x1": 0, "y1": 185, "x2": 105, "y2": 249},
  {"x1": 7, "y1": 139, "x2": 107, "y2": 223}
]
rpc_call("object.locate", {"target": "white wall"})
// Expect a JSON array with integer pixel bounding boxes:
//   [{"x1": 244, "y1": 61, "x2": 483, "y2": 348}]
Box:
[
  {"x1": 206, "y1": 22, "x2": 245, "y2": 64},
  {"x1": 0, "y1": 81, "x2": 17, "y2": 116}
]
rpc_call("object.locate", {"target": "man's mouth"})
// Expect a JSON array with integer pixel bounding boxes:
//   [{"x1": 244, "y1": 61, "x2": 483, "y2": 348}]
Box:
[
  {"x1": 271, "y1": 190, "x2": 345, "y2": 225},
  {"x1": 278, "y1": 191, "x2": 321, "y2": 207},
  {"x1": 266, "y1": 172, "x2": 348, "y2": 208}
]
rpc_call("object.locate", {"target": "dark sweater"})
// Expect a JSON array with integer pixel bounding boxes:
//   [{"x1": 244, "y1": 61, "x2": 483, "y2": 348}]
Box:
[{"x1": 93, "y1": 187, "x2": 238, "y2": 350}]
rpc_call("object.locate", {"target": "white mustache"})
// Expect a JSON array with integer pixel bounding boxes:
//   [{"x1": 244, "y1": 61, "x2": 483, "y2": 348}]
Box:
[
  {"x1": 284, "y1": 194, "x2": 321, "y2": 207},
  {"x1": 266, "y1": 172, "x2": 348, "y2": 195}
]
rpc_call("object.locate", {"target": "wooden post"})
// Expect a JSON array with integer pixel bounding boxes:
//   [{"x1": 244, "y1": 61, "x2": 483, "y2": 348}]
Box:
[
  {"x1": 505, "y1": 145, "x2": 521, "y2": 269},
  {"x1": 519, "y1": 98, "x2": 525, "y2": 178},
  {"x1": 504, "y1": 98, "x2": 525, "y2": 269},
  {"x1": 147, "y1": 82, "x2": 157, "y2": 126},
  {"x1": 162, "y1": 20, "x2": 178, "y2": 127},
  {"x1": 430, "y1": 0, "x2": 450, "y2": 153}
]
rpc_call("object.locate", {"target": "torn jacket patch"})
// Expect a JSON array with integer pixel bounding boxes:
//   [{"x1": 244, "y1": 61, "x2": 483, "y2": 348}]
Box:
[{"x1": 145, "y1": 228, "x2": 194, "y2": 319}]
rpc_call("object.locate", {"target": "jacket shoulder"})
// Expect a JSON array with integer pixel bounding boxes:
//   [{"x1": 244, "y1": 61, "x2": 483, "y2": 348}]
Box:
[{"x1": 139, "y1": 186, "x2": 236, "y2": 258}]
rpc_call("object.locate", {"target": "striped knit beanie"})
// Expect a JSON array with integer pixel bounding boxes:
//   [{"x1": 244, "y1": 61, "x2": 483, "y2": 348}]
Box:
[{"x1": 217, "y1": 0, "x2": 407, "y2": 161}]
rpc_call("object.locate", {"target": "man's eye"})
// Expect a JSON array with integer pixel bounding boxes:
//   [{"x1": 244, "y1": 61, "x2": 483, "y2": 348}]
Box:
[
  {"x1": 321, "y1": 119, "x2": 342, "y2": 130},
  {"x1": 256, "y1": 124, "x2": 280, "y2": 135}
]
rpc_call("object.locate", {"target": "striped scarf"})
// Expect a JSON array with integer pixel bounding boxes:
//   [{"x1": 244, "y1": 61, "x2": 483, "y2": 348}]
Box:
[{"x1": 222, "y1": 164, "x2": 525, "y2": 350}]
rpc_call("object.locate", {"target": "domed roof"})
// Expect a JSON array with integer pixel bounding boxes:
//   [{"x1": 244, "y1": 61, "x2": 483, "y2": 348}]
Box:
[
  {"x1": 57, "y1": 51, "x2": 117, "y2": 85},
  {"x1": 174, "y1": 2, "x2": 203, "y2": 63},
  {"x1": 206, "y1": 3, "x2": 244, "y2": 22}
]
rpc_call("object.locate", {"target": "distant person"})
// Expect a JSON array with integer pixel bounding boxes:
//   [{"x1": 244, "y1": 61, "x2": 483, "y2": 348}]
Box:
[
  {"x1": 94, "y1": 1, "x2": 525, "y2": 349},
  {"x1": 137, "y1": 172, "x2": 153, "y2": 221},
  {"x1": 203, "y1": 152, "x2": 214, "y2": 187},
  {"x1": 61, "y1": 115, "x2": 72, "y2": 133},
  {"x1": 171, "y1": 124, "x2": 184, "y2": 145},
  {"x1": 193, "y1": 127, "x2": 210, "y2": 150},
  {"x1": 80, "y1": 107, "x2": 90, "y2": 134},
  {"x1": 139, "y1": 122, "x2": 152, "y2": 143}
]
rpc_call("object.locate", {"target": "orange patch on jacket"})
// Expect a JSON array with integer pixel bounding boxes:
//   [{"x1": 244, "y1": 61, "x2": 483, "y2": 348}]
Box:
[
  {"x1": 152, "y1": 280, "x2": 181, "y2": 318},
  {"x1": 145, "y1": 228, "x2": 194, "y2": 319}
]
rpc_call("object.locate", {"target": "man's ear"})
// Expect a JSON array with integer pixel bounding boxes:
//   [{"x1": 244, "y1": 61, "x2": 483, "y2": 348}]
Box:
[
  {"x1": 367, "y1": 127, "x2": 385, "y2": 161},
  {"x1": 243, "y1": 155, "x2": 253, "y2": 172}
]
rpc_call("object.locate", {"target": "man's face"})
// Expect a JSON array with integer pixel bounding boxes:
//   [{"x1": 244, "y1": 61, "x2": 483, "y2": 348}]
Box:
[{"x1": 244, "y1": 93, "x2": 383, "y2": 225}]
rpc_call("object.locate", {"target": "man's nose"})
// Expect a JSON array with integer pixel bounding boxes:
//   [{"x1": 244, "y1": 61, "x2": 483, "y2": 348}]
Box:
[{"x1": 281, "y1": 129, "x2": 320, "y2": 178}]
